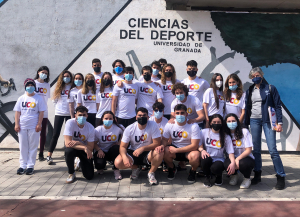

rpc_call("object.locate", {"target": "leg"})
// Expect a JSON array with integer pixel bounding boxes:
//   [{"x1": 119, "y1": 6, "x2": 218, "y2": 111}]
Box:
[
  {"x1": 128, "y1": 117, "x2": 136, "y2": 126},
  {"x1": 186, "y1": 151, "x2": 200, "y2": 170},
  {"x1": 239, "y1": 157, "x2": 255, "y2": 178},
  {"x1": 39, "y1": 118, "x2": 48, "y2": 154},
  {"x1": 27, "y1": 129, "x2": 40, "y2": 168},
  {"x1": 148, "y1": 149, "x2": 164, "y2": 173},
  {"x1": 106, "y1": 145, "x2": 120, "y2": 167},
  {"x1": 96, "y1": 118, "x2": 101, "y2": 127},
  {"x1": 48, "y1": 115, "x2": 65, "y2": 155},
  {"x1": 65, "y1": 147, "x2": 77, "y2": 174},
  {"x1": 116, "y1": 117, "x2": 127, "y2": 128},
  {"x1": 93, "y1": 151, "x2": 107, "y2": 170},
  {"x1": 250, "y1": 118, "x2": 263, "y2": 172},
  {"x1": 210, "y1": 161, "x2": 224, "y2": 176},
  {"x1": 18, "y1": 129, "x2": 29, "y2": 169},
  {"x1": 163, "y1": 146, "x2": 176, "y2": 168},
  {"x1": 200, "y1": 156, "x2": 213, "y2": 176},
  {"x1": 114, "y1": 153, "x2": 134, "y2": 169},
  {"x1": 78, "y1": 150, "x2": 94, "y2": 180}
]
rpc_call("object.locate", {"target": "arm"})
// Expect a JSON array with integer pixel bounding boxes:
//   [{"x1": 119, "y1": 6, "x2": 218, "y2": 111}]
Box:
[
  {"x1": 198, "y1": 144, "x2": 210, "y2": 158},
  {"x1": 69, "y1": 102, "x2": 75, "y2": 118},
  {"x1": 133, "y1": 137, "x2": 162, "y2": 157},
  {"x1": 96, "y1": 103, "x2": 100, "y2": 111},
  {"x1": 239, "y1": 109, "x2": 245, "y2": 124},
  {"x1": 64, "y1": 135, "x2": 93, "y2": 159},
  {"x1": 111, "y1": 96, "x2": 118, "y2": 115},
  {"x1": 235, "y1": 147, "x2": 252, "y2": 169},
  {"x1": 188, "y1": 109, "x2": 205, "y2": 124},
  {"x1": 77, "y1": 103, "x2": 82, "y2": 107},
  {"x1": 203, "y1": 103, "x2": 209, "y2": 128},
  {"x1": 170, "y1": 139, "x2": 199, "y2": 154},
  {"x1": 14, "y1": 111, "x2": 21, "y2": 132},
  {"x1": 226, "y1": 153, "x2": 236, "y2": 175},
  {"x1": 36, "y1": 111, "x2": 44, "y2": 132}
]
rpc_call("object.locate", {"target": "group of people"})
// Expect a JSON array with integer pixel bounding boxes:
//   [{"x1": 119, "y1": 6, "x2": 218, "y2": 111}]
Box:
[{"x1": 13, "y1": 58, "x2": 286, "y2": 190}]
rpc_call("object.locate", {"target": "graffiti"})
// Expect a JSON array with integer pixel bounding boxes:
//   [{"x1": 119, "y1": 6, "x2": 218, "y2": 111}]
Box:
[
  {"x1": 126, "y1": 50, "x2": 143, "y2": 79},
  {"x1": 0, "y1": 100, "x2": 18, "y2": 143},
  {"x1": 0, "y1": 75, "x2": 17, "y2": 97}
]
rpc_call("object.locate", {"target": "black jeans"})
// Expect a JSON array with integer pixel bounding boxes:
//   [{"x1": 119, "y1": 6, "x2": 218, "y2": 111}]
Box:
[
  {"x1": 201, "y1": 156, "x2": 224, "y2": 176},
  {"x1": 87, "y1": 113, "x2": 96, "y2": 128},
  {"x1": 65, "y1": 147, "x2": 94, "y2": 180},
  {"x1": 48, "y1": 115, "x2": 71, "y2": 153},
  {"x1": 224, "y1": 156, "x2": 255, "y2": 178},
  {"x1": 116, "y1": 117, "x2": 136, "y2": 128},
  {"x1": 93, "y1": 145, "x2": 120, "y2": 170}
]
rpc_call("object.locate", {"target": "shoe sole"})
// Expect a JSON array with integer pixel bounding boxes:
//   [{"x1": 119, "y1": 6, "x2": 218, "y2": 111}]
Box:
[
  {"x1": 17, "y1": 172, "x2": 25, "y2": 175},
  {"x1": 66, "y1": 177, "x2": 76, "y2": 184},
  {"x1": 229, "y1": 182, "x2": 238, "y2": 186},
  {"x1": 203, "y1": 183, "x2": 212, "y2": 188},
  {"x1": 26, "y1": 172, "x2": 33, "y2": 175},
  {"x1": 215, "y1": 182, "x2": 223, "y2": 186},
  {"x1": 167, "y1": 169, "x2": 177, "y2": 180},
  {"x1": 47, "y1": 161, "x2": 53, "y2": 165},
  {"x1": 130, "y1": 176, "x2": 139, "y2": 180},
  {"x1": 187, "y1": 180, "x2": 196, "y2": 184}
]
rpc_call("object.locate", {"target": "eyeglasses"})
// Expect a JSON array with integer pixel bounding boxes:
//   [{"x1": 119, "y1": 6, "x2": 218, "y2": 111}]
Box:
[{"x1": 154, "y1": 109, "x2": 163, "y2": 113}]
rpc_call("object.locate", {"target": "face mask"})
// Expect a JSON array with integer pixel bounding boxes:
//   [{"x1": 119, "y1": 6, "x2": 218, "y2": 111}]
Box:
[
  {"x1": 227, "y1": 122, "x2": 238, "y2": 130},
  {"x1": 176, "y1": 94, "x2": 185, "y2": 101},
  {"x1": 125, "y1": 74, "x2": 133, "y2": 81},
  {"x1": 165, "y1": 72, "x2": 173, "y2": 78},
  {"x1": 86, "y1": 80, "x2": 94, "y2": 87},
  {"x1": 187, "y1": 70, "x2": 197, "y2": 77},
  {"x1": 26, "y1": 86, "x2": 35, "y2": 94},
  {"x1": 152, "y1": 69, "x2": 159, "y2": 75},
  {"x1": 154, "y1": 111, "x2": 163, "y2": 119},
  {"x1": 176, "y1": 115, "x2": 186, "y2": 123},
  {"x1": 74, "y1": 80, "x2": 82, "y2": 87},
  {"x1": 103, "y1": 120, "x2": 113, "y2": 127},
  {"x1": 93, "y1": 67, "x2": 101, "y2": 73},
  {"x1": 229, "y1": 84, "x2": 238, "y2": 91},
  {"x1": 216, "y1": 81, "x2": 222, "y2": 88},
  {"x1": 252, "y1": 77, "x2": 262, "y2": 84},
  {"x1": 143, "y1": 74, "x2": 151, "y2": 81},
  {"x1": 103, "y1": 78, "x2": 111, "y2": 86},
  {"x1": 63, "y1": 77, "x2": 71, "y2": 84},
  {"x1": 137, "y1": 117, "x2": 148, "y2": 125},
  {"x1": 39, "y1": 73, "x2": 47, "y2": 80},
  {"x1": 211, "y1": 123, "x2": 222, "y2": 131},
  {"x1": 77, "y1": 116, "x2": 87, "y2": 125},
  {"x1": 115, "y1": 66, "x2": 123, "y2": 74}
]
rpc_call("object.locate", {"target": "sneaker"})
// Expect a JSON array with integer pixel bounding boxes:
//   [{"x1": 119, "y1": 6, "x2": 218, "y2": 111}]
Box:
[
  {"x1": 229, "y1": 175, "x2": 238, "y2": 186},
  {"x1": 38, "y1": 153, "x2": 45, "y2": 161},
  {"x1": 203, "y1": 176, "x2": 212, "y2": 187},
  {"x1": 251, "y1": 170, "x2": 261, "y2": 185},
  {"x1": 114, "y1": 169, "x2": 122, "y2": 180},
  {"x1": 240, "y1": 178, "x2": 251, "y2": 189},
  {"x1": 17, "y1": 167, "x2": 26, "y2": 175},
  {"x1": 26, "y1": 168, "x2": 34, "y2": 175},
  {"x1": 130, "y1": 168, "x2": 141, "y2": 180},
  {"x1": 46, "y1": 156, "x2": 53, "y2": 165},
  {"x1": 66, "y1": 173, "x2": 76, "y2": 184},
  {"x1": 210, "y1": 175, "x2": 216, "y2": 186},
  {"x1": 215, "y1": 175, "x2": 223, "y2": 186},
  {"x1": 167, "y1": 165, "x2": 177, "y2": 180},
  {"x1": 148, "y1": 172, "x2": 158, "y2": 185},
  {"x1": 187, "y1": 169, "x2": 196, "y2": 183},
  {"x1": 74, "y1": 157, "x2": 80, "y2": 171},
  {"x1": 275, "y1": 174, "x2": 285, "y2": 190},
  {"x1": 97, "y1": 169, "x2": 104, "y2": 175}
]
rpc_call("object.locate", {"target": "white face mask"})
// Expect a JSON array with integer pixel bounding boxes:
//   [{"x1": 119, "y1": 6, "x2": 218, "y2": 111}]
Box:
[{"x1": 216, "y1": 81, "x2": 222, "y2": 88}]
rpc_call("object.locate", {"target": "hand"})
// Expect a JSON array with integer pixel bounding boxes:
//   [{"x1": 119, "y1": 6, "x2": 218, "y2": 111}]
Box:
[
  {"x1": 117, "y1": 80, "x2": 123, "y2": 87},
  {"x1": 154, "y1": 82, "x2": 161, "y2": 87},
  {"x1": 35, "y1": 124, "x2": 42, "y2": 132},
  {"x1": 201, "y1": 150, "x2": 210, "y2": 159},
  {"x1": 168, "y1": 146, "x2": 178, "y2": 154},
  {"x1": 155, "y1": 145, "x2": 164, "y2": 153},
  {"x1": 227, "y1": 162, "x2": 236, "y2": 175},
  {"x1": 123, "y1": 156, "x2": 132, "y2": 168},
  {"x1": 276, "y1": 124, "x2": 283, "y2": 132},
  {"x1": 168, "y1": 119, "x2": 175, "y2": 124},
  {"x1": 187, "y1": 119, "x2": 196, "y2": 124},
  {"x1": 235, "y1": 159, "x2": 240, "y2": 170},
  {"x1": 97, "y1": 149, "x2": 105, "y2": 158},
  {"x1": 14, "y1": 125, "x2": 20, "y2": 133},
  {"x1": 133, "y1": 147, "x2": 145, "y2": 157},
  {"x1": 85, "y1": 147, "x2": 93, "y2": 159}
]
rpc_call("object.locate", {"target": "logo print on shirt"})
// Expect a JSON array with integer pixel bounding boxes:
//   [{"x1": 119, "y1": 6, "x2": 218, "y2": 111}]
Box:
[
  {"x1": 173, "y1": 131, "x2": 188, "y2": 138},
  {"x1": 124, "y1": 88, "x2": 136, "y2": 94},
  {"x1": 35, "y1": 87, "x2": 47, "y2": 94},
  {"x1": 22, "y1": 102, "x2": 36, "y2": 108},
  {"x1": 100, "y1": 93, "x2": 113, "y2": 99},
  {"x1": 83, "y1": 95, "x2": 96, "y2": 101},
  {"x1": 135, "y1": 134, "x2": 148, "y2": 142},
  {"x1": 187, "y1": 108, "x2": 192, "y2": 114},
  {"x1": 232, "y1": 139, "x2": 242, "y2": 147},
  {"x1": 188, "y1": 84, "x2": 199, "y2": 90},
  {"x1": 61, "y1": 90, "x2": 69, "y2": 95},
  {"x1": 102, "y1": 134, "x2": 117, "y2": 142},
  {"x1": 229, "y1": 98, "x2": 240, "y2": 105},
  {"x1": 96, "y1": 79, "x2": 101, "y2": 84},
  {"x1": 218, "y1": 95, "x2": 224, "y2": 101},
  {"x1": 163, "y1": 85, "x2": 173, "y2": 91},
  {"x1": 74, "y1": 132, "x2": 86, "y2": 141},
  {"x1": 159, "y1": 128, "x2": 163, "y2": 134},
  {"x1": 140, "y1": 87, "x2": 154, "y2": 94},
  {"x1": 206, "y1": 138, "x2": 221, "y2": 148}
]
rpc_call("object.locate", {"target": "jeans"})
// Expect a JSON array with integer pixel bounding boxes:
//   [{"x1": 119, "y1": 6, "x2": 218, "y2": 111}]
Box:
[{"x1": 250, "y1": 118, "x2": 285, "y2": 177}]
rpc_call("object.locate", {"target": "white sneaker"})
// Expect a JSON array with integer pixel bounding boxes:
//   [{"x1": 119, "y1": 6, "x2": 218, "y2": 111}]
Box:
[
  {"x1": 46, "y1": 156, "x2": 53, "y2": 165},
  {"x1": 130, "y1": 168, "x2": 141, "y2": 180},
  {"x1": 240, "y1": 178, "x2": 251, "y2": 189},
  {"x1": 66, "y1": 173, "x2": 76, "y2": 184},
  {"x1": 148, "y1": 172, "x2": 157, "y2": 185},
  {"x1": 97, "y1": 169, "x2": 104, "y2": 175},
  {"x1": 74, "y1": 157, "x2": 80, "y2": 171},
  {"x1": 229, "y1": 175, "x2": 238, "y2": 186},
  {"x1": 114, "y1": 169, "x2": 122, "y2": 180}
]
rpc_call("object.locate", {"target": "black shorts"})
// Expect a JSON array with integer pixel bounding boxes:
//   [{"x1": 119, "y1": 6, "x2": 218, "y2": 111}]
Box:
[
  {"x1": 127, "y1": 149, "x2": 150, "y2": 166},
  {"x1": 169, "y1": 145, "x2": 189, "y2": 162},
  {"x1": 117, "y1": 117, "x2": 136, "y2": 128}
]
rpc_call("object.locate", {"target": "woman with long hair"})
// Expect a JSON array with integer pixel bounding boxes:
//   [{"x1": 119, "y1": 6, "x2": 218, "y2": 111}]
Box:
[{"x1": 68, "y1": 73, "x2": 84, "y2": 118}]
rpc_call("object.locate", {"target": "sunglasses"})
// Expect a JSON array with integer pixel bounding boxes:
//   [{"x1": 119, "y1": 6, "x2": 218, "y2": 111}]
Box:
[{"x1": 154, "y1": 109, "x2": 163, "y2": 113}]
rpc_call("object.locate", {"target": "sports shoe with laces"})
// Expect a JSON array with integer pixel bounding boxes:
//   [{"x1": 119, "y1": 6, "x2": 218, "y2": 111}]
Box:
[
  {"x1": 240, "y1": 178, "x2": 251, "y2": 189},
  {"x1": 66, "y1": 173, "x2": 76, "y2": 184},
  {"x1": 26, "y1": 168, "x2": 34, "y2": 175},
  {"x1": 229, "y1": 175, "x2": 238, "y2": 186},
  {"x1": 215, "y1": 175, "x2": 223, "y2": 186},
  {"x1": 46, "y1": 156, "x2": 53, "y2": 165},
  {"x1": 130, "y1": 168, "x2": 141, "y2": 180},
  {"x1": 74, "y1": 157, "x2": 80, "y2": 171},
  {"x1": 38, "y1": 153, "x2": 45, "y2": 161},
  {"x1": 114, "y1": 169, "x2": 122, "y2": 180},
  {"x1": 187, "y1": 169, "x2": 196, "y2": 183},
  {"x1": 203, "y1": 176, "x2": 212, "y2": 187},
  {"x1": 148, "y1": 172, "x2": 158, "y2": 185},
  {"x1": 167, "y1": 164, "x2": 177, "y2": 180},
  {"x1": 17, "y1": 167, "x2": 26, "y2": 175}
]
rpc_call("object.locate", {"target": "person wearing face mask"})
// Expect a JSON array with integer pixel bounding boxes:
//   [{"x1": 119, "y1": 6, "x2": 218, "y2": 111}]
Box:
[
  {"x1": 224, "y1": 113, "x2": 255, "y2": 189},
  {"x1": 224, "y1": 74, "x2": 246, "y2": 123},
  {"x1": 138, "y1": 61, "x2": 161, "y2": 82},
  {"x1": 149, "y1": 102, "x2": 169, "y2": 136},
  {"x1": 94, "y1": 111, "x2": 124, "y2": 180},
  {"x1": 198, "y1": 114, "x2": 235, "y2": 187},
  {"x1": 92, "y1": 58, "x2": 103, "y2": 92},
  {"x1": 244, "y1": 67, "x2": 285, "y2": 190},
  {"x1": 114, "y1": 107, "x2": 163, "y2": 185},
  {"x1": 162, "y1": 104, "x2": 201, "y2": 183},
  {"x1": 159, "y1": 58, "x2": 167, "y2": 70},
  {"x1": 47, "y1": 70, "x2": 73, "y2": 165},
  {"x1": 63, "y1": 106, "x2": 95, "y2": 183},
  {"x1": 112, "y1": 59, "x2": 126, "y2": 85},
  {"x1": 203, "y1": 73, "x2": 225, "y2": 128},
  {"x1": 34, "y1": 66, "x2": 51, "y2": 161},
  {"x1": 14, "y1": 79, "x2": 46, "y2": 175},
  {"x1": 68, "y1": 73, "x2": 84, "y2": 118}
]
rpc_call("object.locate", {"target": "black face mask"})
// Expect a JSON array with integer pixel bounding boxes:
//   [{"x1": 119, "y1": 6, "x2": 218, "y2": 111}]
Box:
[
  {"x1": 211, "y1": 124, "x2": 222, "y2": 131},
  {"x1": 86, "y1": 80, "x2": 94, "y2": 87},
  {"x1": 143, "y1": 74, "x2": 151, "y2": 81},
  {"x1": 187, "y1": 70, "x2": 197, "y2": 77},
  {"x1": 103, "y1": 79, "x2": 111, "y2": 86},
  {"x1": 93, "y1": 67, "x2": 101, "y2": 73},
  {"x1": 165, "y1": 72, "x2": 173, "y2": 78},
  {"x1": 137, "y1": 117, "x2": 148, "y2": 125}
]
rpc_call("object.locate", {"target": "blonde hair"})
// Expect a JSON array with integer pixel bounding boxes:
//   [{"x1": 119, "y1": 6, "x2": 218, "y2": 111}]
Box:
[
  {"x1": 161, "y1": 64, "x2": 177, "y2": 85},
  {"x1": 82, "y1": 73, "x2": 96, "y2": 94},
  {"x1": 52, "y1": 70, "x2": 73, "y2": 100}
]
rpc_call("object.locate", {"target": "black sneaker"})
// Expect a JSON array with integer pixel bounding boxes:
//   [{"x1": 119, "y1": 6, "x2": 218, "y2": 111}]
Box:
[
  {"x1": 215, "y1": 175, "x2": 223, "y2": 186},
  {"x1": 167, "y1": 164, "x2": 177, "y2": 180},
  {"x1": 275, "y1": 174, "x2": 285, "y2": 190},
  {"x1": 17, "y1": 167, "x2": 26, "y2": 175},
  {"x1": 203, "y1": 176, "x2": 212, "y2": 187},
  {"x1": 187, "y1": 169, "x2": 196, "y2": 183},
  {"x1": 38, "y1": 153, "x2": 45, "y2": 161},
  {"x1": 26, "y1": 168, "x2": 34, "y2": 175},
  {"x1": 46, "y1": 156, "x2": 53, "y2": 165},
  {"x1": 210, "y1": 174, "x2": 216, "y2": 186}
]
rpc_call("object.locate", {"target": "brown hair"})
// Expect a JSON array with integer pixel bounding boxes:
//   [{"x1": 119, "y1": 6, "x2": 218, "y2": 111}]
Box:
[
  {"x1": 210, "y1": 73, "x2": 223, "y2": 109},
  {"x1": 100, "y1": 72, "x2": 113, "y2": 93},
  {"x1": 82, "y1": 73, "x2": 96, "y2": 94},
  {"x1": 224, "y1": 74, "x2": 244, "y2": 101},
  {"x1": 68, "y1": 73, "x2": 84, "y2": 99},
  {"x1": 52, "y1": 70, "x2": 73, "y2": 100},
  {"x1": 161, "y1": 63, "x2": 177, "y2": 85},
  {"x1": 171, "y1": 83, "x2": 189, "y2": 97}
]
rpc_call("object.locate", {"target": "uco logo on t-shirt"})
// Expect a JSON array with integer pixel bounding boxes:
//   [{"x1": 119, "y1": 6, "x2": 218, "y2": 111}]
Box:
[
  {"x1": 124, "y1": 88, "x2": 136, "y2": 94},
  {"x1": 135, "y1": 134, "x2": 147, "y2": 142},
  {"x1": 35, "y1": 87, "x2": 47, "y2": 94},
  {"x1": 61, "y1": 90, "x2": 69, "y2": 95},
  {"x1": 187, "y1": 108, "x2": 193, "y2": 114},
  {"x1": 140, "y1": 87, "x2": 153, "y2": 94},
  {"x1": 100, "y1": 93, "x2": 113, "y2": 99},
  {"x1": 206, "y1": 138, "x2": 221, "y2": 148},
  {"x1": 173, "y1": 131, "x2": 188, "y2": 138},
  {"x1": 218, "y1": 95, "x2": 224, "y2": 101},
  {"x1": 102, "y1": 135, "x2": 117, "y2": 142},
  {"x1": 163, "y1": 84, "x2": 173, "y2": 91},
  {"x1": 74, "y1": 132, "x2": 86, "y2": 141},
  {"x1": 22, "y1": 102, "x2": 36, "y2": 108},
  {"x1": 188, "y1": 84, "x2": 199, "y2": 90},
  {"x1": 159, "y1": 128, "x2": 163, "y2": 134},
  {"x1": 83, "y1": 95, "x2": 96, "y2": 101},
  {"x1": 228, "y1": 98, "x2": 239, "y2": 105},
  {"x1": 96, "y1": 79, "x2": 101, "y2": 84},
  {"x1": 232, "y1": 139, "x2": 242, "y2": 147}
]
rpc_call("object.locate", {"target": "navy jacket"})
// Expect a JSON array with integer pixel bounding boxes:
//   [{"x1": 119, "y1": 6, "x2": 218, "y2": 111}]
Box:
[{"x1": 244, "y1": 82, "x2": 283, "y2": 126}]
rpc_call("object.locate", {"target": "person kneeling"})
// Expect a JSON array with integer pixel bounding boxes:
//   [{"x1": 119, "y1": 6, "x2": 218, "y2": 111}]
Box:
[
  {"x1": 63, "y1": 106, "x2": 95, "y2": 183},
  {"x1": 114, "y1": 107, "x2": 164, "y2": 185}
]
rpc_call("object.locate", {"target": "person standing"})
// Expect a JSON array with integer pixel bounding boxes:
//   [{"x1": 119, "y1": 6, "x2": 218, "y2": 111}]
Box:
[
  {"x1": 138, "y1": 61, "x2": 161, "y2": 82},
  {"x1": 92, "y1": 58, "x2": 103, "y2": 92},
  {"x1": 68, "y1": 73, "x2": 84, "y2": 118},
  {"x1": 112, "y1": 59, "x2": 125, "y2": 85}
]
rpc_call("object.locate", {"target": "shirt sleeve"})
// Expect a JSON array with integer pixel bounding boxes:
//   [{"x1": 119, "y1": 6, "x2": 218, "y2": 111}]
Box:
[
  {"x1": 112, "y1": 85, "x2": 120, "y2": 97},
  {"x1": 77, "y1": 91, "x2": 82, "y2": 103},
  {"x1": 94, "y1": 128, "x2": 99, "y2": 142},
  {"x1": 199, "y1": 129, "x2": 205, "y2": 147},
  {"x1": 193, "y1": 96, "x2": 203, "y2": 111},
  {"x1": 203, "y1": 80, "x2": 210, "y2": 90},
  {"x1": 13, "y1": 97, "x2": 21, "y2": 112},
  {"x1": 203, "y1": 88, "x2": 211, "y2": 104},
  {"x1": 243, "y1": 129, "x2": 253, "y2": 148},
  {"x1": 225, "y1": 135, "x2": 234, "y2": 154},
  {"x1": 87, "y1": 127, "x2": 95, "y2": 142},
  {"x1": 241, "y1": 93, "x2": 246, "y2": 109},
  {"x1": 191, "y1": 124, "x2": 201, "y2": 140},
  {"x1": 151, "y1": 122, "x2": 162, "y2": 139},
  {"x1": 162, "y1": 123, "x2": 171, "y2": 139},
  {"x1": 121, "y1": 126, "x2": 131, "y2": 143},
  {"x1": 63, "y1": 120, "x2": 73, "y2": 137},
  {"x1": 67, "y1": 92, "x2": 74, "y2": 103},
  {"x1": 96, "y1": 92, "x2": 100, "y2": 103},
  {"x1": 38, "y1": 96, "x2": 47, "y2": 112},
  {"x1": 156, "y1": 86, "x2": 164, "y2": 99}
]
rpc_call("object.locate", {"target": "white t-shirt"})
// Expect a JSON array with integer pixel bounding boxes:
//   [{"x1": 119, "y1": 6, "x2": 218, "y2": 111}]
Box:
[
  {"x1": 203, "y1": 88, "x2": 225, "y2": 117},
  {"x1": 63, "y1": 118, "x2": 95, "y2": 146},
  {"x1": 138, "y1": 76, "x2": 160, "y2": 82},
  {"x1": 200, "y1": 128, "x2": 234, "y2": 162},
  {"x1": 225, "y1": 92, "x2": 246, "y2": 118},
  {"x1": 158, "y1": 79, "x2": 180, "y2": 115},
  {"x1": 34, "y1": 80, "x2": 50, "y2": 118},
  {"x1": 181, "y1": 77, "x2": 209, "y2": 104},
  {"x1": 77, "y1": 89, "x2": 100, "y2": 114},
  {"x1": 231, "y1": 128, "x2": 254, "y2": 159},
  {"x1": 68, "y1": 87, "x2": 81, "y2": 110},
  {"x1": 94, "y1": 124, "x2": 123, "y2": 152},
  {"x1": 94, "y1": 72, "x2": 103, "y2": 92},
  {"x1": 96, "y1": 87, "x2": 113, "y2": 118},
  {"x1": 171, "y1": 95, "x2": 203, "y2": 122},
  {"x1": 53, "y1": 84, "x2": 71, "y2": 116},
  {"x1": 136, "y1": 82, "x2": 164, "y2": 115},
  {"x1": 163, "y1": 121, "x2": 201, "y2": 148},
  {"x1": 112, "y1": 74, "x2": 124, "y2": 86},
  {"x1": 122, "y1": 121, "x2": 161, "y2": 150},
  {"x1": 112, "y1": 82, "x2": 139, "y2": 119},
  {"x1": 149, "y1": 116, "x2": 168, "y2": 136},
  {"x1": 13, "y1": 93, "x2": 47, "y2": 129}
]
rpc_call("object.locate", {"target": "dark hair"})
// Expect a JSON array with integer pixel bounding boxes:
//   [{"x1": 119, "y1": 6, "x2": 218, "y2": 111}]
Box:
[
  {"x1": 112, "y1": 59, "x2": 126, "y2": 74},
  {"x1": 92, "y1": 58, "x2": 101, "y2": 65},
  {"x1": 161, "y1": 63, "x2": 176, "y2": 85},
  {"x1": 142, "y1": 65, "x2": 152, "y2": 74},
  {"x1": 82, "y1": 73, "x2": 96, "y2": 94},
  {"x1": 209, "y1": 114, "x2": 225, "y2": 148},
  {"x1": 68, "y1": 73, "x2": 84, "y2": 99},
  {"x1": 224, "y1": 113, "x2": 244, "y2": 140},
  {"x1": 174, "y1": 104, "x2": 187, "y2": 112},
  {"x1": 76, "y1": 105, "x2": 89, "y2": 113},
  {"x1": 151, "y1": 61, "x2": 161, "y2": 69},
  {"x1": 136, "y1": 107, "x2": 148, "y2": 115},
  {"x1": 159, "y1": 58, "x2": 167, "y2": 64},
  {"x1": 98, "y1": 111, "x2": 123, "y2": 131},
  {"x1": 186, "y1": 60, "x2": 197, "y2": 67},
  {"x1": 124, "y1": 66, "x2": 134, "y2": 74},
  {"x1": 171, "y1": 83, "x2": 189, "y2": 97},
  {"x1": 35, "y1": 66, "x2": 50, "y2": 83},
  {"x1": 224, "y1": 74, "x2": 244, "y2": 101},
  {"x1": 152, "y1": 102, "x2": 165, "y2": 110},
  {"x1": 210, "y1": 73, "x2": 224, "y2": 109},
  {"x1": 53, "y1": 70, "x2": 73, "y2": 100},
  {"x1": 100, "y1": 72, "x2": 113, "y2": 93}
]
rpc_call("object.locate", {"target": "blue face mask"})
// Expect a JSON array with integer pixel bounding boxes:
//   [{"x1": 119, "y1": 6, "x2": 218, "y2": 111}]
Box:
[
  {"x1": 227, "y1": 122, "x2": 238, "y2": 130},
  {"x1": 154, "y1": 111, "x2": 163, "y2": 119},
  {"x1": 103, "y1": 120, "x2": 113, "y2": 127},
  {"x1": 152, "y1": 69, "x2": 159, "y2": 75},
  {"x1": 176, "y1": 115, "x2": 186, "y2": 123},
  {"x1": 26, "y1": 86, "x2": 35, "y2": 94},
  {"x1": 176, "y1": 94, "x2": 185, "y2": 101},
  {"x1": 39, "y1": 73, "x2": 47, "y2": 80},
  {"x1": 115, "y1": 67, "x2": 123, "y2": 74},
  {"x1": 252, "y1": 77, "x2": 262, "y2": 84},
  {"x1": 76, "y1": 116, "x2": 87, "y2": 125},
  {"x1": 125, "y1": 74, "x2": 133, "y2": 81},
  {"x1": 63, "y1": 77, "x2": 71, "y2": 84},
  {"x1": 229, "y1": 84, "x2": 238, "y2": 91},
  {"x1": 74, "y1": 80, "x2": 82, "y2": 87}
]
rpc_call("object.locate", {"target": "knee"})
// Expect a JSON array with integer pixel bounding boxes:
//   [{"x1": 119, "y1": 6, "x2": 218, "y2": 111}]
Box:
[
  {"x1": 65, "y1": 147, "x2": 75, "y2": 156},
  {"x1": 114, "y1": 155, "x2": 123, "y2": 168},
  {"x1": 164, "y1": 147, "x2": 171, "y2": 158},
  {"x1": 188, "y1": 151, "x2": 200, "y2": 163},
  {"x1": 154, "y1": 149, "x2": 164, "y2": 158}
]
